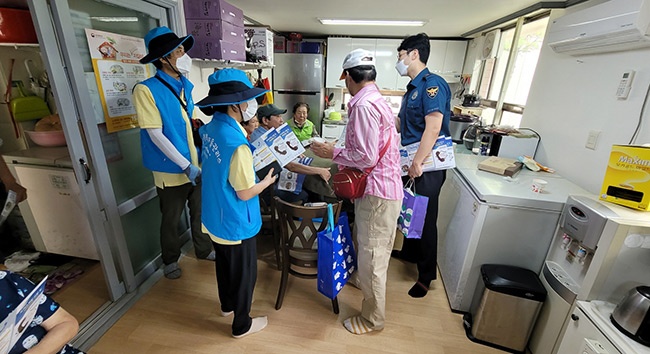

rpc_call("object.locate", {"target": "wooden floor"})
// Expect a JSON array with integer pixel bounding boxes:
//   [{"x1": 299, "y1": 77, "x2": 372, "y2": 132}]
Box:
[
  {"x1": 51, "y1": 262, "x2": 109, "y2": 323},
  {"x1": 90, "y1": 253, "x2": 503, "y2": 354}
]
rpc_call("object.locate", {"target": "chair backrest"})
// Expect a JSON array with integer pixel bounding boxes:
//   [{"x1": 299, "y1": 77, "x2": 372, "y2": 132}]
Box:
[{"x1": 273, "y1": 197, "x2": 342, "y2": 270}]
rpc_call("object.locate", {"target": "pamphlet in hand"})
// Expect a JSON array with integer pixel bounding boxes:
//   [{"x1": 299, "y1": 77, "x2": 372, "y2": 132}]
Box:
[
  {"x1": 0, "y1": 276, "x2": 48, "y2": 354},
  {"x1": 278, "y1": 157, "x2": 312, "y2": 194},
  {"x1": 399, "y1": 135, "x2": 455, "y2": 176},
  {"x1": 252, "y1": 123, "x2": 306, "y2": 172}
]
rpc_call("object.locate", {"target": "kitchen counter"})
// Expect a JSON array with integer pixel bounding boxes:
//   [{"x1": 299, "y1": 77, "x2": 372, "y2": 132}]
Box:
[{"x1": 453, "y1": 153, "x2": 591, "y2": 212}]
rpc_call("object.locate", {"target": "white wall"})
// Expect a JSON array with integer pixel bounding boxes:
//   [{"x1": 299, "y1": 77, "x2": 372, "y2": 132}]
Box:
[{"x1": 521, "y1": 7, "x2": 650, "y2": 195}]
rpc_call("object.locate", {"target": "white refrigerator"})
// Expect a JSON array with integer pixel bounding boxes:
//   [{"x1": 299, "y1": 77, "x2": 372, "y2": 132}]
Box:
[{"x1": 437, "y1": 153, "x2": 590, "y2": 313}]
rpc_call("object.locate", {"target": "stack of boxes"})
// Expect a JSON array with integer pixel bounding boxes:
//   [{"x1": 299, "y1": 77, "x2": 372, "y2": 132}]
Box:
[
  {"x1": 244, "y1": 26, "x2": 274, "y2": 65},
  {"x1": 183, "y1": 0, "x2": 246, "y2": 61}
]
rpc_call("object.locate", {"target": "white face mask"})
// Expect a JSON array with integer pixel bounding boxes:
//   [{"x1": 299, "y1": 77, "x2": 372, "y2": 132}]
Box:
[
  {"x1": 241, "y1": 99, "x2": 258, "y2": 122},
  {"x1": 176, "y1": 54, "x2": 192, "y2": 76},
  {"x1": 395, "y1": 59, "x2": 409, "y2": 77}
]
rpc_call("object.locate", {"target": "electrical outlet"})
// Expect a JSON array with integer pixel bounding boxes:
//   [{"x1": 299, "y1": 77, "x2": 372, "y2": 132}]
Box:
[{"x1": 586, "y1": 130, "x2": 600, "y2": 150}]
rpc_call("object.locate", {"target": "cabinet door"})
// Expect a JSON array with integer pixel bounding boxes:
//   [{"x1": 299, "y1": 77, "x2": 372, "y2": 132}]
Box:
[
  {"x1": 428, "y1": 40, "x2": 447, "y2": 75},
  {"x1": 556, "y1": 307, "x2": 623, "y2": 354},
  {"x1": 375, "y1": 39, "x2": 401, "y2": 91},
  {"x1": 442, "y1": 40, "x2": 467, "y2": 83},
  {"x1": 322, "y1": 123, "x2": 345, "y2": 141},
  {"x1": 326, "y1": 38, "x2": 351, "y2": 88}
]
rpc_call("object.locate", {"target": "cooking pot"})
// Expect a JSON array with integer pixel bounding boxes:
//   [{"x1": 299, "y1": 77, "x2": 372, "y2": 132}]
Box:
[
  {"x1": 463, "y1": 94, "x2": 481, "y2": 107},
  {"x1": 611, "y1": 285, "x2": 650, "y2": 346},
  {"x1": 450, "y1": 114, "x2": 476, "y2": 143}
]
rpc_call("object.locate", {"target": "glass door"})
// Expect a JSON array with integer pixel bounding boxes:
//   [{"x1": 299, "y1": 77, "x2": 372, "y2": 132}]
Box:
[{"x1": 28, "y1": 0, "x2": 180, "y2": 304}]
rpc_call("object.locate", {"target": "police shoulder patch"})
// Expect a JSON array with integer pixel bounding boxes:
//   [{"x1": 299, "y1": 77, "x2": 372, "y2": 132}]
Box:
[{"x1": 426, "y1": 86, "x2": 439, "y2": 99}]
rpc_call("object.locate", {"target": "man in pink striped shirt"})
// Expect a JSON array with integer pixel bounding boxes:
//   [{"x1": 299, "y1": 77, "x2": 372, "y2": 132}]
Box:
[{"x1": 311, "y1": 49, "x2": 403, "y2": 335}]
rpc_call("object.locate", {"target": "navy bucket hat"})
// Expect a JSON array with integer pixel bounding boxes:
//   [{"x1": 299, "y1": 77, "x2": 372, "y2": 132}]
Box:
[
  {"x1": 196, "y1": 69, "x2": 269, "y2": 108},
  {"x1": 140, "y1": 26, "x2": 194, "y2": 64}
]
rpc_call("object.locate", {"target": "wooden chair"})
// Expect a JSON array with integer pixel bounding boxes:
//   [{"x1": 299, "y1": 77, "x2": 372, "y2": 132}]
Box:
[
  {"x1": 259, "y1": 188, "x2": 281, "y2": 270},
  {"x1": 273, "y1": 196, "x2": 342, "y2": 313}
]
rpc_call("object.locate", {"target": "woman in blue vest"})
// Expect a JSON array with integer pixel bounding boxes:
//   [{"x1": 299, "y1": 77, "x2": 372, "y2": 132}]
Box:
[
  {"x1": 134, "y1": 27, "x2": 214, "y2": 280},
  {"x1": 195, "y1": 69, "x2": 277, "y2": 339}
]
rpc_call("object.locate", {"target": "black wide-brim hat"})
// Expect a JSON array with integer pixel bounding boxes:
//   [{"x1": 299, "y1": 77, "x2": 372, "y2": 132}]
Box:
[
  {"x1": 196, "y1": 68, "x2": 269, "y2": 108},
  {"x1": 140, "y1": 26, "x2": 194, "y2": 64}
]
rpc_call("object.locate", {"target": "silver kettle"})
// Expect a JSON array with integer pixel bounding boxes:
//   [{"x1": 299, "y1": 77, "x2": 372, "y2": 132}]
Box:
[{"x1": 611, "y1": 285, "x2": 650, "y2": 346}]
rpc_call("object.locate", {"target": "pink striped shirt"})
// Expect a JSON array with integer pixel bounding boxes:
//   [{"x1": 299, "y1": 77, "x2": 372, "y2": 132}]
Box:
[{"x1": 332, "y1": 84, "x2": 403, "y2": 201}]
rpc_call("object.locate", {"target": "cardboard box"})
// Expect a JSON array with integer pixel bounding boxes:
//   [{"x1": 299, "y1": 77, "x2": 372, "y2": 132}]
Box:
[
  {"x1": 183, "y1": 0, "x2": 244, "y2": 27},
  {"x1": 185, "y1": 19, "x2": 244, "y2": 43},
  {"x1": 0, "y1": 8, "x2": 37, "y2": 43},
  {"x1": 188, "y1": 38, "x2": 246, "y2": 61},
  {"x1": 478, "y1": 157, "x2": 523, "y2": 177},
  {"x1": 244, "y1": 27, "x2": 274, "y2": 64},
  {"x1": 287, "y1": 40, "x2": 301, "y2": 53},
  {"x1": 300, "y1": 42, "x2": 321, "y2": 54},
  {"x1": 453, "y1": 105, "x2": 483, "y2": 116},
  {"x1": 600, "y1": 145, "x2": 650, "y2": 211},
  {"x1": 274, "y1": 35, "x2": 286, "y2": 53}
]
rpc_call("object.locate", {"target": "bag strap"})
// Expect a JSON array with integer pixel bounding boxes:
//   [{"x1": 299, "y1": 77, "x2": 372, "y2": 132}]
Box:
[
  {"x1": 404, "y1": 177, "x2": 415, "y2": 192},
  {"x1": 326, "y1": 203, "x2": 335, "y2": 231},
  {"x1": 363, "y1": 130, "x2": 392, "y2": 175},
  {"x1": 154, "y1": 76, "x2": 190, "y2": 117},
  {"x1": 3, "y1": 59, "x2": 20, "y2": 138}
]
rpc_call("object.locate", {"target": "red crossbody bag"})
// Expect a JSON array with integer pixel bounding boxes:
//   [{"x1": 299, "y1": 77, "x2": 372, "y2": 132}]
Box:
[{"x1": 332, "y1": 134, "x2": 391, "y2": 200}]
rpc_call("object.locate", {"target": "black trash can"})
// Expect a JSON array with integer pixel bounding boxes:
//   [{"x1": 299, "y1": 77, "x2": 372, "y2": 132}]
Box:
[{"x1": 463, "y1": 264, "x2": 547, "y2": 353}]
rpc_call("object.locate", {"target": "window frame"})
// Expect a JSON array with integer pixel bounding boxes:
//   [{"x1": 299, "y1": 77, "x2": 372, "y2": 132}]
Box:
[{"x1": 474, "y1": 11, "x2": 550, "y2": 126}]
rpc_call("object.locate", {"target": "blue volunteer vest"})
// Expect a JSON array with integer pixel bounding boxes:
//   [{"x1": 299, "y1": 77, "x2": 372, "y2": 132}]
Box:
[
  {"x1": 200, "y1": 113, "x2": 262, "y2": 241},
  {"x1": 139, "y1": 71, "x2": 196, "y2": 173}
]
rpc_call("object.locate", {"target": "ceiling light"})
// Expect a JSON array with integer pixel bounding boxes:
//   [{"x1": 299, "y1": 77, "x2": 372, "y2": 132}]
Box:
[
  {"x1": 318, "y1": 18, "x2": 426, "y2": 27},
  {"x1": 90, "y1": 16, "x2": 139, "y2": 22}
]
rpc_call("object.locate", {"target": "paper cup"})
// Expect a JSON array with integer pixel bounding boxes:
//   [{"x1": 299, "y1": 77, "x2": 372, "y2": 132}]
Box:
[{"x1": 532, "y1": 178, "x2": 548, "y2": 193}]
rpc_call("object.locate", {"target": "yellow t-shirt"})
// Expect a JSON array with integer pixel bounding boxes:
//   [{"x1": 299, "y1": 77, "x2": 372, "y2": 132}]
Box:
[
  {"x1": 202, "y1": 123, "x2": 256, "y2": 245},
  {"x1": 133, "y1": 84, "x2": 199, "y2": 189}
]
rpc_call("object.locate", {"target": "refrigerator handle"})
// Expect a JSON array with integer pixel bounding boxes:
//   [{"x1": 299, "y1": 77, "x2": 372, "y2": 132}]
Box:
[
  {"x1": 275, "y1": 91, "x2": 319, "y2": 95},
  {"x1": 79, "y1": 158, "x2": 91, "y2": 184}
]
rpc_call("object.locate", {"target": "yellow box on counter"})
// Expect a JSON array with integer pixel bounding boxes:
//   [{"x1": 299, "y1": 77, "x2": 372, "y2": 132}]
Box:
[{"x1": 600, "y1": 145, "x2": 650, "y2": 211}]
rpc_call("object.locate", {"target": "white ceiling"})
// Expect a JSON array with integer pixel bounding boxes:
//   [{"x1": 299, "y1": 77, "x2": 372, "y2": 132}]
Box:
[{"x1": 228, "y1": 0, "x2": 568, "y2": 38}]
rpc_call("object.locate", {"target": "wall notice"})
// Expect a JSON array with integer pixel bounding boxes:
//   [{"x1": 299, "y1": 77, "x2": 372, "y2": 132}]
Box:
[{"x1": 84, "y1": 29, "x2": 150, "y2": 133}]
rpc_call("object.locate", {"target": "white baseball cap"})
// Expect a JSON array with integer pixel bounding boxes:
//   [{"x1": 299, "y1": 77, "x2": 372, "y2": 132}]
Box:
[{"x1": 340, "y1": 48, "x2": 376, "y2": 79}]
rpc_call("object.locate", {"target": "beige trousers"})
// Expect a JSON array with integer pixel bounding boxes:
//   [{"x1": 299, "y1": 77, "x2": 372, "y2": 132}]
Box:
[{"x1": 353, "y1": 194, "x2": 401, "y2": 330}]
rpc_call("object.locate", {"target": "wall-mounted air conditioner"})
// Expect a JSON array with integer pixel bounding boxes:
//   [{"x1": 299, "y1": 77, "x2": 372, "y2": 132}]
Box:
[{"x1": 547, "y1": 0, "x2": 650, "y2": 55}]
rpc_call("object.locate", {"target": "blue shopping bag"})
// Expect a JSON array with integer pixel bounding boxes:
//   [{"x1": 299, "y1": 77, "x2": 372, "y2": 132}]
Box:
[{"x1": 317, "y1": 207, "x2": 356, "y2": 299}]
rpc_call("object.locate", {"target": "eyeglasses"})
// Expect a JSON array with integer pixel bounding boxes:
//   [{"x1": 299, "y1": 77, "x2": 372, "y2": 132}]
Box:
[{"x1": 397, "y1": 49, "x2": 412, "y2": 60}]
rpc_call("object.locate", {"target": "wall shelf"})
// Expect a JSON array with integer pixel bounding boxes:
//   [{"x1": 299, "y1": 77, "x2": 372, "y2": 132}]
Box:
[
  {"x1": 192, "y1": 59, "x2": 274, "y2": 71},
  {"x1": 0, "y1": 43, "x2": 39, "y2": 50}
]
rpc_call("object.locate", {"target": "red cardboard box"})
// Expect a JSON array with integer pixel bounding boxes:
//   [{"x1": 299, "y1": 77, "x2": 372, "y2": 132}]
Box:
[
  {"x1": 189, "y1": 38, "x2": 246, "y2": 61},
  {"x1": 183, "y1": 0, "x2": 244, "y2": 27},
  {"x1": 0, "y1": 8, "x2": 38, "y2": 43},
  {"x1": 274, "y1": 35, "x2": 286, "y2": 53},
  {"x1": 287, "y1": 40, "x2": 301, "y2": 53},
  {"x1": 185, "y1": 19, "x2": 244, "y2": 43}
]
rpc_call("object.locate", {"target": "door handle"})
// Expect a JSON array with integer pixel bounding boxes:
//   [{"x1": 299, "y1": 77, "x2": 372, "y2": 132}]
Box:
[{"x1": 79, "y1": 158, "x2": 91, "y2": 184}]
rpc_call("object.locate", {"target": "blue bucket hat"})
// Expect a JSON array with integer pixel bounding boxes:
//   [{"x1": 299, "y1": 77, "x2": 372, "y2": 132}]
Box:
[
  {"x1": 140, "y1": 26, "x2": 194, "y2": 64},
  {"x1": 196, "y1": 69, "x2": 269, "y2": 108}
]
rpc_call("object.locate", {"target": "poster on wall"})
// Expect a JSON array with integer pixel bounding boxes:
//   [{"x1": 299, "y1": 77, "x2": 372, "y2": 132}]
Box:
[{"x1": 84, "y1": 29, "x2": 150, "y2": 133}]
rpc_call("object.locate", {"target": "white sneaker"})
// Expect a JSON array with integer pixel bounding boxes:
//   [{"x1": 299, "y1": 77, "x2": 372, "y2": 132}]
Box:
[{"x1": 232, "y1": 316, "x2": 267, "y2": 339}]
